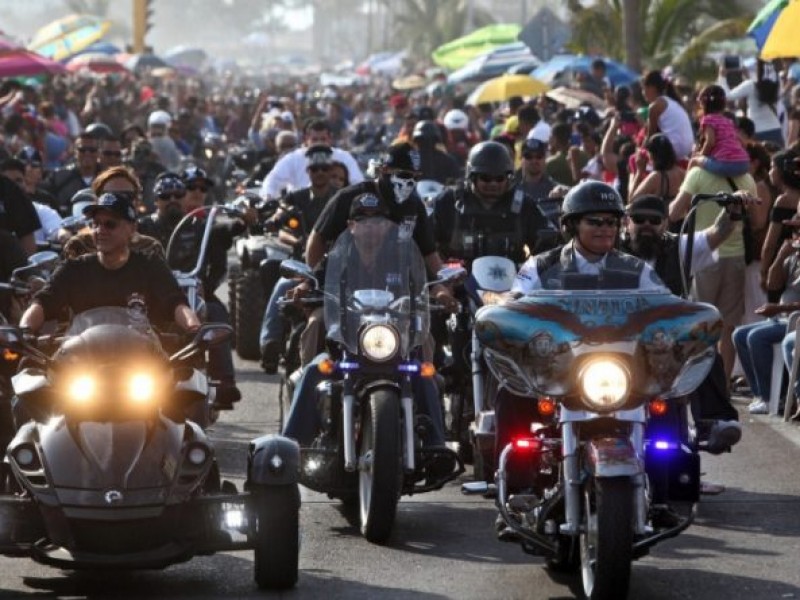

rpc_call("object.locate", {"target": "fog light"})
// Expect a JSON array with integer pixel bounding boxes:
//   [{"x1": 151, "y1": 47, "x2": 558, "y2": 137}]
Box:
[
  {"x1": 187, "y1": 446, "x2": 208, "y2": 466},
  {"x1": 14, "y1": 447, "x2": 36, "y2": 468},
  {"x1": 224, "y1": 509, "x2": 245, "y2": 530}
]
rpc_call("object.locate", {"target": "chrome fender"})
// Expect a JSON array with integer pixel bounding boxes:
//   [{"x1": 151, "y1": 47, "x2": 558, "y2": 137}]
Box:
[{"x1": 585, "y1": 437, "x2": 644, "y2": 478}]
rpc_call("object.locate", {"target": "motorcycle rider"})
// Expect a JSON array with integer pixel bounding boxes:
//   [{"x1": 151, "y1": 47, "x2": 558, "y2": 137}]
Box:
[
  {"x1": 43, "y1": 131, "x2": 103, "y2": 216},
  {"x1": 259, "y1": 145, "x2": 340, "y2": 373},
  {"x1": 620, "y1": 194, "x2": 745, "y2": 454},
  {"x1": 411, "y1": 120, "x2": 461, "y2": 185},
  {"x1": 137, "y1": 172, "x2": 255, "y2": 409}
]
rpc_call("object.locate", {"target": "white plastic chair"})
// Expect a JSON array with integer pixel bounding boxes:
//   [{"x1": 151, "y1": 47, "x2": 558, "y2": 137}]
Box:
[{"x1": 781, "y1": 312, "x2": 800, "y2": 420}]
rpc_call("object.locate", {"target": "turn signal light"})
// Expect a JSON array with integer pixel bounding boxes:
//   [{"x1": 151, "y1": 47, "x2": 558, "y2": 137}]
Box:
[
  {"x1": 317, "y1": 358, "x2": 336, "y2": 375},
  {"x1": 2, "y1": 348, "x2": 18, "y2": 361},
  {"x1": 420, "y1": 362, "x2": 436, "y2": 378},
  {"x1": 287, "y1": 217, "x2": 300, "y2": 229},
  {"x1": 649, "y1": 398, "x2": 669, "y2": 417},
  {"x1": 538, "y1": 397, "x2": 556, "y2": 417}
]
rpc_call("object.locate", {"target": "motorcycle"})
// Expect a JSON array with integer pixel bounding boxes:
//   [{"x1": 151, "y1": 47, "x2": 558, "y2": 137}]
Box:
[
  {"x1": 463, "y1": 262, "x2": 722, "y2": 599},
  {"x1": 0, "y1": 308, "x2": 301, "y2": 589},
  {"x1": 280, "y1": 217, "x2": 466, "y2": 543}
]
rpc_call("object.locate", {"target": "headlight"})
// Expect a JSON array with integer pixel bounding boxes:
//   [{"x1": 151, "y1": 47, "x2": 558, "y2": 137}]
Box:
[
  {"x1": 129, "y1": 373, "x2": 156, "y2": 404},
  {"x1": 578, "y1": 358, "x2": 630, "y2": 412},
  {"x1": 359, "y1": 324, "x2": 399, "y2": 362},
  {"x1": 67, "y1": 374, "x2": 96, "y2": 404}
]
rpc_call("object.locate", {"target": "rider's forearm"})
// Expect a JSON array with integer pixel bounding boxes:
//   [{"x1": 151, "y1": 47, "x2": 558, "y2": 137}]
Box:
[
  {"x1": 705, "y1": 209, "x2": 736, "y2": 250},
  {"x1": 19, "y1": 302, "x2": 44, "y2": 332},
  {"x1": 174, "y1": 304, "x2": 201, "y2": 332}
]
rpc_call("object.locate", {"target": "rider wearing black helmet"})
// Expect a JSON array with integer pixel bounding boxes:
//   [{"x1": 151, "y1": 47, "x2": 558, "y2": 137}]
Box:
[{"x1": 411, "y1": 120, "x2": 461, "y2": 184}]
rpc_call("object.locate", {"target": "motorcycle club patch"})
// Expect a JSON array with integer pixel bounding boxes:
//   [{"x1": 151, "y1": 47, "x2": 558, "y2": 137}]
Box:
[
  {"x1": 409, "y1": 149, "x2": 421, "y2": 172},
  {"x1": 399, "y1": 216, "x2": 415, "y2": 241}
]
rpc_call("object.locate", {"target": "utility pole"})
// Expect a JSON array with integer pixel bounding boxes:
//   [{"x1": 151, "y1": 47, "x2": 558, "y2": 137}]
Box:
[{"x1": 132, "y1": 0, "x2": 153, "y2": 54}]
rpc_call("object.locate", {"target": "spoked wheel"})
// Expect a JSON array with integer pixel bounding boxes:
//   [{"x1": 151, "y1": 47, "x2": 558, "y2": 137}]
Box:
[
  {"x1": 579, "y1": 477, "x2": 634, "y2": 600},
  {"x1": 358, "y1": 389, "x2": 402, "y2": 544}
]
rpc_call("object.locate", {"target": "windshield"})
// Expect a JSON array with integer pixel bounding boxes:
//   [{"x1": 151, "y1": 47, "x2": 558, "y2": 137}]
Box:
[
  {"x1": 66, "y1": 307, "x2": 155, "y2": 338},
  {"x1": 533, "y1": 254, "x2": 668, "y2": 293},
  {"x1": 324, "y1": 217, "x2": 429, "y2": 356}
]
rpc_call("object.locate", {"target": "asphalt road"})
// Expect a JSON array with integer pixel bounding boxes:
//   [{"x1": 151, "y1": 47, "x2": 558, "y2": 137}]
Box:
[{"x1": 2, "y1": 355, "x2": 800, "y2": 599}]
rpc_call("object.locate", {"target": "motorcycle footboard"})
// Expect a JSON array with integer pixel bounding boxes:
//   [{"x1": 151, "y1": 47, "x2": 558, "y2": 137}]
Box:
[
  {"x1": 298, "y1": 447, "x2": 357, "y2": 498},
  {"x1": 0, "y1": 495, "x2": 45, "y2": 554},
  {"x1": 634, "y1": 504, "x2": 696, "y2": 555}
]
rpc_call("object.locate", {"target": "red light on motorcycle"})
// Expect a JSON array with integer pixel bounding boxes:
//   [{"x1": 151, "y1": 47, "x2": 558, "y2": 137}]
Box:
[
  {"x1": 2, "y1": 348, "x2": 18, "y2": 361},
  {"x1": 419, "y1": 362, "x2": 436, "y2": 378},
  {"x1": 649, "y1": 398, "x2": 668, "y2": 417},
  {"x1": 317, "y1": 358, "x2": 336, "y2": 375},
  {"x1": 513, "y1": 437, "x2": 542, "y2": 452},
  {"x1": 537, "y1": 397, "x2": 555, "y2": 417},
  {"x1": 287, "y1": 217, "x2": 300, "y2": 229}
]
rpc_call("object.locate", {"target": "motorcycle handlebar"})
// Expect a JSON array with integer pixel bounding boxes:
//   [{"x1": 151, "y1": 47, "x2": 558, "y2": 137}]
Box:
[{"x1": 689, "y1": 192, "x2": 740, "y2": 208}]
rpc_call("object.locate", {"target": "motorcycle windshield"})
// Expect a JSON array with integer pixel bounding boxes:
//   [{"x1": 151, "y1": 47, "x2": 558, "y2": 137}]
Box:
[
  {"x1": 324, "y1": 216, "x2": 429, "y2": 356},
  {"x1": 66, "y1": 307, "x2": 155, "y2": 338},
  {"x1": 475, "y1": 261, "x2": 723, "y2": 399}
]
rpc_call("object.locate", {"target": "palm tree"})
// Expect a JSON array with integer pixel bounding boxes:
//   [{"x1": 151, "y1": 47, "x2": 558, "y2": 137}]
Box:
[{"x1": 565, "y1": 0, "x2": 753, "y2": 74}]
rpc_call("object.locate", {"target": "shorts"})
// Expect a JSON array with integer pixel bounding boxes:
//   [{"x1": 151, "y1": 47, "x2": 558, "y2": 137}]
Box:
[{"x1": 691, "y1": 256, "x2": 745, "y2": 326}]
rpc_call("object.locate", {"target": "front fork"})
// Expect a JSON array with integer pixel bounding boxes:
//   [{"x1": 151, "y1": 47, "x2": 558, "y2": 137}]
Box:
[{"x1": 341, "y1": 375, "x2": 415, "y2": 473}]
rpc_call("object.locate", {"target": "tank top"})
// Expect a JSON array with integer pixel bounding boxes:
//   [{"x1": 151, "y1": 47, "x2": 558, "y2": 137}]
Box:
[{"x1": 658, "y1": 97, "x2": 694, "y2": 160}]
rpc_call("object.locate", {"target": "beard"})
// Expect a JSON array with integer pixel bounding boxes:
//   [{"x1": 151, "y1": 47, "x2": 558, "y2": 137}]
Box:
[{"x1": 630, "y1": 232, "x2": 663, "y2": 260}]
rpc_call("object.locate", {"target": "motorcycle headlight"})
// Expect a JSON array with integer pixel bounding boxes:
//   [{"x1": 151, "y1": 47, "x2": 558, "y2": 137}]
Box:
[
  {"x1": 359, "y1": 324, "x2": 399, "y2": 362},
  {"x1": 129, "y1": 373, "x2": 156, "y2": 404},
  {"x1": 578, "y1": 358, "x2": 630, "y2": 412},
  {"x1": 67, "y1": 374, "x2": 96, "y2": 405}
]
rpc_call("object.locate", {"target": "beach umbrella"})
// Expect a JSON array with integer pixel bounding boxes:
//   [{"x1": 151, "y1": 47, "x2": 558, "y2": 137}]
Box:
[
  {"x1": 164, "y1": 46, "x2": 207, "y2": 69},
  {"x1": 392, "y1": 74, "x2": 427, "y2": 91},
  {"x1": 447, "y1": 41, "x2": 541, "y2": 84},
  {"x1": 124, "y1": 53, "x2": 168, "y2": 73},
  {"x1": 465, "y1": 74, "x2": 549, "y2": 105},
  {"x1": 28, "y1": 14, "x2": 111, "y2": 62},
  {"x1": 545, "y1": 87, "x2": 607, "y2": 110},
  {"x1": 748, "y1": 0, "x2": 800, "y2": 59},
  {"x1": 531, "y1": 54, "x2": 639, "y2": 88},
  {"x1": 432, "y1": 24, "x2": 522, "y2": 71},
  {"x1": 0, "y1": 48, "x2": 67, "y2": 77},
  {"x1": 66, "y1": 52, "x2": 129, "y2": 74}
]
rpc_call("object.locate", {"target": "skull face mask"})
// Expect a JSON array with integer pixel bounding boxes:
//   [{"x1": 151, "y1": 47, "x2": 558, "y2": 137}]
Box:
[{"x1": 389, "y1": 174, "x2": 416, "y2": 204}]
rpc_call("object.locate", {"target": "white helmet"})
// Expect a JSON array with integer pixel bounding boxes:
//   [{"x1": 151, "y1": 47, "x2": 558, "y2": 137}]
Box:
[
  {"x1": 443, "y1": 109, "x2": 469, "y2": 130},
  {"x1": 148, "y1": 110, "x2": 172, "y2": 128}
]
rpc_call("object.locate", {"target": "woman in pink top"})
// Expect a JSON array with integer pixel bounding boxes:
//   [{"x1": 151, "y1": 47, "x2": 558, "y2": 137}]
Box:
[{"x1": 689, "y1": 84, "x2": 750, "y2": 177}]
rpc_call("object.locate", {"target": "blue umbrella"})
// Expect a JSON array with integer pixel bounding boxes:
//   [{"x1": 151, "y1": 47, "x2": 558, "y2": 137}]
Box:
[{"x1": 531, "y1": 54, "x2": 639, "y2": 88}]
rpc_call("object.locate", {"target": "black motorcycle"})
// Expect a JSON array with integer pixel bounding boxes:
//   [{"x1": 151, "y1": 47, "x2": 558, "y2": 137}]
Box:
[
  {"x1": 280, "y1": 217, "x2": 466, "y2": 543},
  {"x1": 0, "y1": 308, "x2": 300, "y2": 589}
]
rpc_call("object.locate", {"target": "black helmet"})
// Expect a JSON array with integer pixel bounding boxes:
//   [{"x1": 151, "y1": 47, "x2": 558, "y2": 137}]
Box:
[
  {"x1": 466, "y1": 141, "x2": 513, "y2": 178},
  {"x1": 84, "y1": 122, "x2": 113, "y2": 140},
  {"x1": 412, "y1": 120, "x2": 441, "y2": 143},
  {"x1": 560, "y1": 181, "x2": 624, "y2": 225}
]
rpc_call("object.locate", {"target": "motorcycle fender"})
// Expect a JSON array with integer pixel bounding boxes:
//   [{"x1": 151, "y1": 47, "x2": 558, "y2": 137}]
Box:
[
  {"x1": 585, "y1": 437, "x2": 643, "y2": 478},
  {"x1": 360, "y1": 380, "x2": 401, "y2": 398},
  {"x1": 248, "y1": 434, "x2": 300, "y2": 486}
]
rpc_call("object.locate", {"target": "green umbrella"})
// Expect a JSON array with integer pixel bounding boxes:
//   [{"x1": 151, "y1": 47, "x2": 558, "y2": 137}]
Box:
[{"x1": 432, "y1": 24, "x2": 522, "y2": 70}]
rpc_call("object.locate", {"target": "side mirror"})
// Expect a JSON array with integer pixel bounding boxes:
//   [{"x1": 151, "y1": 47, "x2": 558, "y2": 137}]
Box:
[
  {"x1": 436, "y1": 266, "x2": 467, "y2": 285},
  {"x1": 279, "y1": 259, "x2": 318, "y2": 286},
  {"x1": 196, "y1": 323, "x2": 233, "y2": 348}
]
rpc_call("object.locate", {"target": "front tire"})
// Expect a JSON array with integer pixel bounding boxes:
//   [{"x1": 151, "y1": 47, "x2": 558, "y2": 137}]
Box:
[
  {"x1": 580, "y1": 477, "x2": 634, "y2": 600},
  {"x1": 253, "y1": 484, "x2": 300, "y2": 590},
  {"x1": 235, "y1": 270, "x2": 267, "y2": 360},
  {"x1": 358, "y1": 389, "x2": 402, "y2": 543}
]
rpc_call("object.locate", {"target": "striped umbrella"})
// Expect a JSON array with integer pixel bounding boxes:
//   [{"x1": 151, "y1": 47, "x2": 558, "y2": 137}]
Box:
[
  {"x1": 432, "y1": 24, "x2": 522, "y2": 70},
  {"x1": 448, "y1": 42, "x2": 540, "y2": 84},
  {"x1": 748, "y1": 0, "x2": 800, "y2": 59},
  {"x1": 29, "y1": 14, "x2": 111, "y2": 62},
  {"x1": 0, "y1": 47, "x2": 67, "y2": 77},
  {"x1": 66, "y1": 52, "x2": 129, "y2": 74}
]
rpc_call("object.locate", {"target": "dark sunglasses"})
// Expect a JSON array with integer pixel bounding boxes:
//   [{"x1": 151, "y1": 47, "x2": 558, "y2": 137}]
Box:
[
  {"x1": 631, "y1": 215, "x2": 663, "y2": 226},
  {"x1": 91, "y1": 218, "x2": 121, "y2": 230},
  {"x1": 308, "y1": 165, "x2": 330, "y2": 173},
  {"x1": 102, "y1": 150, "x2": 122, "y2": 157},
  {"x1": 522, "y1": 151, "x2": 546, "y2": 160},
  {"x1": 77, "y1": 147, "x2": 98, "y2": 154},
  {"x1": 186, "y1": 184, "x2": 208, "y2": 192},
  {"x1": 583, "y1": 216, "x2": 620, "y2": 228},
  {"x1": 477, "y1": 174, "x2": 507, "y2": 183},
  {"x1": 158, "y1": 192, "x2": 186, "y2": 201}
]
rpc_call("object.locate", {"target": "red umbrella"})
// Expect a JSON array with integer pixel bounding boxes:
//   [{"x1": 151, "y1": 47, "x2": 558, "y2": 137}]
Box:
[
  {"x1": 0, "y1": 47, "x2": 66, "y2": 77},
  {"x1": 66, "y1": 52, "x2": 129, "y2": 74}
]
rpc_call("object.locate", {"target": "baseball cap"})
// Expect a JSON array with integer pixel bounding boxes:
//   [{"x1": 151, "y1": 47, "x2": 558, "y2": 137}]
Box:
[
  {"x1": 180, "y1": 165, "x2": 215, "y2": 188},
  {"x1": 16, "y1": 146, "x2": 42, "y2": 166},
  {"x1": 83, "y1": 192, "x2": 137, "y2": 222},
  {"x1": 626, "y1": 195, "x2": 667, "y2": 217},
  {"x1": 383, "y1": 143, "x2": 421, "y2": 173},
  {"x1": 349, "y1": 193, "x2": 390, "y2": 221},
  {"x1": 389, "y1": 94, "x2": 408, "y2": 109},
  {"x1": 305, "y1": 144, "x2": 333, "y2": 166},
  {"x1": 522, "y1": 138, "x2": 548, "y2": 155}
]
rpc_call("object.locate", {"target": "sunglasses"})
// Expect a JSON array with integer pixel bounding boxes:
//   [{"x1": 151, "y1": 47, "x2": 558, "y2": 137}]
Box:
[
  {"x1": 631, "y1": 215, "x2": 663, "y2": 226},
  {"x1": 158, "y1": 192, "x2": 186, "y2": 201},
  {"x1": 91, "y1": 218, "x2": 121, "y2": 230},
  {"x1": 77, "y1": 147, "x2": 99, "y2": 154},
  {"x1": 583, "y1": 216, "x2": 620, "y2": 228},
  {"x1": 522, "y1": 151, "x2": 546, "y2": 160},
  {"x1": 186, "y1": 184, "x2": 208, "y2": 192},
  {"x1": 308, "y1": 165, "x2": 330, "y2": 173},
  {"x1": 477, "y1": 174, "x2": 507, "y2": 183}
]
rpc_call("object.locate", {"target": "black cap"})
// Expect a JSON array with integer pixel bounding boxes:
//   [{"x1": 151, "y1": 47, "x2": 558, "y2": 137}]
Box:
[
  {"x1": 16, "y1": 146, "x2": 42, "y2": 165},
  {"x1": 626, "y1": 195, "x2": 667, "y2": 217},
  {"x1": 180, "y1": 165, "x2": 215, "y2": 187},
  {"x1": 305, "y1": 144, "x2": 333, "y2": 166},
  {"x1": 410, "y1": 106, "x2": 436, "y2": 120},
  {"x1": 522, "y1": 138, "x2": 548, "y2": 155},
  {"x1": 383, "y1": 143, "x2": 421, "y2": 172},
  {"x1": 349, "y1": 193, "x2": 390, "y2": 221},
  {"x1": 83, "y1": 192, "x2": 137, "y2": 222}
]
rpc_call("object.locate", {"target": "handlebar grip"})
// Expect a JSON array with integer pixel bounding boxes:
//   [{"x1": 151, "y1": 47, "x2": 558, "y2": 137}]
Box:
[{"x1": 690, "y1": 192, "x2": 739, "y2": 208}]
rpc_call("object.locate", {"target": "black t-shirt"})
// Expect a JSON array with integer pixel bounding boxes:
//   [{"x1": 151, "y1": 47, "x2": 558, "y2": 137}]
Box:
[
  {"x1": 283, "y1": 185, "x2": 337, "y2": 235},
  {"x1": 313, "y1": 179, "x2": 436, "y2": 256},
  {"x1": 433, "y1": 185, "x2": 556, "y2": 262},
  {"x1": 0, "y1": 230, "x2": 27, "y2": 318},
  {"x1": 34, "y1": 252, "x2": 187, "y2": 325},
  {"x1": 0, "y1": 175, "x2": 41, "y2": 238}
]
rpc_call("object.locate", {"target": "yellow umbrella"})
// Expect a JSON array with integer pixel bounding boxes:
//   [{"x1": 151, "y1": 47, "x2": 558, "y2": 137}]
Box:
[
  {"x1": 466, "y1": 74, "x2": 549, "y2": 105},
  {"x1": 29, "y1": 14, "x2": 111, "y2": 62},
  {"x1": 758, "y1": 0, "x2": 800, "y2": 59}
]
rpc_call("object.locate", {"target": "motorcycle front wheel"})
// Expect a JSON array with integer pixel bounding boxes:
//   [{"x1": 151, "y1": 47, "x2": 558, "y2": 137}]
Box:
[
  {"x1": 358, "y1": 389, "x2": 402, "y2": 544},
  {"x1": 579, "y1": 477, "x2": 634, "y2": 600}
]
